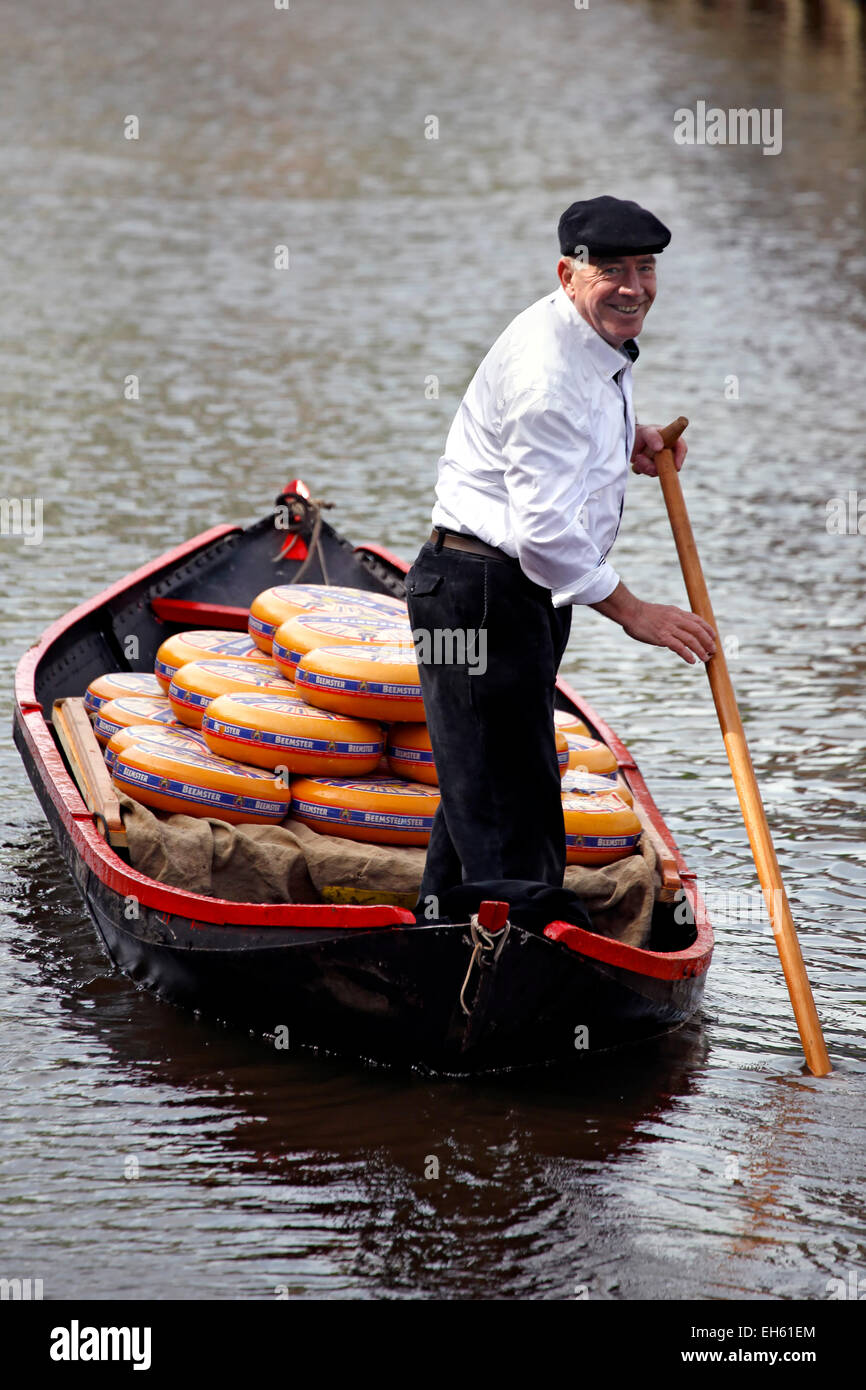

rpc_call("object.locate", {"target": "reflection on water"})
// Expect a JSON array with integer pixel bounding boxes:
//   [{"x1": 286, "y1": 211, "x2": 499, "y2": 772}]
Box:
[{"x1": 1, "y1": 0, "x2": 864, "y2": 1299}]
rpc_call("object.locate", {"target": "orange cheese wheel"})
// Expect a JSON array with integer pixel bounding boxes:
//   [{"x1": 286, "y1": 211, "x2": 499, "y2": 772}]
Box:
[
  {"x1": 104, "y1": 724, "x2": 209, "y2": 773},
  {"x1": 561, "y1": 768, "x2": 634, "y2": 806},
  {"x1": 201, "y1": 692, "x2": 383, "y2": 775},
  {"x1": 168, "y1": 659, "x2": 295, "y2": 728},
  {"x1": 295, "y1": 642, "x2": 424, "y2": 722},
  {"x1": 112, "y1": 743, "x2": 291, "y2": 824},
  {"x1": 565, "y1": 733, "x2": 618, "y2": 780},
  {"x1": 386, "y1": 722, "x2": 436, "y2": 785},
  {"x1": 554, "y1": 709, "x2": 592, "y2": 740},
  {"x1": 272, "y1": 612, "x2": 412, "y2": 680},
  {"x1": 248, "y1": 584, "x2": 408, "y2": 653},
  {"x1": 555, "y1": 728, "x2": 569, "y2": 777},
  {"x1": 91, "y1": 696, "x2": 179, "y2": 746},
  {"x1": 154, "y1": 630, "x2": 271, "y2": 691},
  {"x1": 562, "y1": 791, "x2": 642, "y2": 866},
  {"x1": 84, "y1": 671, "x2": 164, "y2": 714},
  {"x1": 290, "y1": 774, "x2": 439, "y2": 846}
]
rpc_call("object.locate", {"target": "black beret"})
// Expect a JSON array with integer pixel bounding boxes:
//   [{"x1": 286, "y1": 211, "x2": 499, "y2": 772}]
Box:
[{"x1": 558, "y1": 195, "x2": 671, "y2": 258}]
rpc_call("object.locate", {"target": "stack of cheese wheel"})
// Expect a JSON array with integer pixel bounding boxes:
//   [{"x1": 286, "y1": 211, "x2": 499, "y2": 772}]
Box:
[
  {"x1": 85, "y1": 672, "x2": 164, "y2": 715},
  {"x1": 290, "y1": 773, "x2": 439, "y2": 846},
  {"x1": 562, "y1": 767, "x2": 634, "y2": 807},
  {"x1": 92, "y1": 695, "x2": 179, "y2": 746},
  {"x1": 386, "y1": 722, "x2": 436, "y2": 785},
  {"x1": 154, "y1": 630, "x2": 271, "y2": 691},
  {"x1": 104, "y1": 723, "x2": 209, "y2": 773},
  {"x1": 272, "y1": 611, "x2": 412, "y2": 681},
  {"x1": 201, "y1": 692, "x2": 383, "y2": 776},
  {"x1": 562, "y1": 789, "x2": 642, "y2": 866},
  {"x1": 167, "y1": 659, "x2": 296, "y2": 728},
  {"x1": 248, "y1": 583, "x2": 408, "y2": 654},
  {"x1": 554, "y1": 709, "x2": 592, "y2": 740},
  {"x1": 111, "y1": 741, "x2": 291, "y2": 824},
  {"x1": 295, "y1": 642, "x2": 424, "y2": 722},
  {"x1": 564, "y1": 733, "x2": 618, "y2": 780}
]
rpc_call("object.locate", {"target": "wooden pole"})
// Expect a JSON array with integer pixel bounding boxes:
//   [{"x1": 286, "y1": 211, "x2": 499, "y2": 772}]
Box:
[{"x1": 655, "y1": 417, "x2": 831, "y2": 1077}]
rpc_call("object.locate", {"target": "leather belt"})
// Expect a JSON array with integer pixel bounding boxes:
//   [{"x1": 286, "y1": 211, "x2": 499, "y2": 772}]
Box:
[{"x1": 429, "y1": 528, "x2": 514, "y2": 562}]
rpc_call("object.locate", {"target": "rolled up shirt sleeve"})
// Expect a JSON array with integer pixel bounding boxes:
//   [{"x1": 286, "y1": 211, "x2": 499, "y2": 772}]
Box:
[{"x1": 501, "y1": 389, "x2": 622, "y2": 607}]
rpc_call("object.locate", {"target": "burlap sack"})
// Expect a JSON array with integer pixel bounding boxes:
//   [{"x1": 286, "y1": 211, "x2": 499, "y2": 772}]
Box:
[{"x1": 118, "y1": 796, "x2": 656, "y2": 945}]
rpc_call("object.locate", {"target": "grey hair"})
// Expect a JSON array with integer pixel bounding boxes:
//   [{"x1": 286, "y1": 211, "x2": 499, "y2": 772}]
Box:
[{"x1": 559, "y1": 253, "x2": 590, "y2": 278}]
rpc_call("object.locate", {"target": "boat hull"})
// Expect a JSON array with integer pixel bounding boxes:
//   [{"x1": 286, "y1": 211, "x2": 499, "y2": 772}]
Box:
[{"x1": 13, "y1": 484, "x2": 713, "y2": 1075}]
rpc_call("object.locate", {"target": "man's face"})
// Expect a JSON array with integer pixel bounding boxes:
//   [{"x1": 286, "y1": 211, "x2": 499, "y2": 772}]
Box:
[{"x1": 559, "y1": 254, "x2": 657, "y2": 347}]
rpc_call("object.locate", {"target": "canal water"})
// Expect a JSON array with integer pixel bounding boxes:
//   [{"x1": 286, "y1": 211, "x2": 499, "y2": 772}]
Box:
[{"x1": 1, "y1": 0, "x2": 863, "y2": 1299}]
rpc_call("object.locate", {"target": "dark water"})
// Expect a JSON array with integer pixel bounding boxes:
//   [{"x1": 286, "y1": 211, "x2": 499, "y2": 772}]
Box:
[{"x1": 1, "y1": 0, "x2": 864, "y2": 1299}]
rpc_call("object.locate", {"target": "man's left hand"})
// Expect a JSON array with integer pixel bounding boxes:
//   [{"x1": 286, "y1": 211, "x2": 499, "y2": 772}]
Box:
[{"x1": 631, "y1": 424, "x2": 687, "y2": 476}]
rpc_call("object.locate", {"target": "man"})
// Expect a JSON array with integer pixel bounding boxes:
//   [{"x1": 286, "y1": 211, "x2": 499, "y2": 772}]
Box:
[{"x1": 406, "y1": 195, "x2": 715, "y2": 915}]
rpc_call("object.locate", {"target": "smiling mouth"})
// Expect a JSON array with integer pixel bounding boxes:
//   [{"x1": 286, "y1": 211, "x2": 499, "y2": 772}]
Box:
[{"x1": 607, "y1": 303, "x2": 644, "y2": 315}]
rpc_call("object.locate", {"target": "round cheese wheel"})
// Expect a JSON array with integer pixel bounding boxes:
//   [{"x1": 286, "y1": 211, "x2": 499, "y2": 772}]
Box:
[
  {"x1": 565, "y1": 733, "x2": 618, "y2": 780},
  {"x1": 295, "y1": 642, "x2": 424, "y2": 722},
  {"x1": 154, "y1": 630, "x2": 271, "y2": 691},
  {"x1": 555, "y1": 728, "x2": 569, "y2": 777},
  {"x1": 84, "y1": 672, "x2": 164, "y2": 714},
  {"x1": 562, "y1": 791, "x2": 642, "y2": 866},
  {"x1": 290, "y1": 774, "x2": 439, "y2": 846},
  {"x1": 386, "y1": 722, "x2": 436, "y2": 785},
  {"x1": 272, "y1": 612, "x2": 412, "y2": 680},
  {"x1": 201, "y1": 692, "x2": 383, "y2": 775},
  {"x1": 561, "y1": 768, "x2": 634, "y2": 806},
  {"x1": 112, "y1": 743, "x2": 291, "y2": 824},
  {"x1": 248, "y1": 584, "x2": 408, "y2": 653},
  {"x1": 91, "y1": 695, "x2": 178, "y2": 746},
  {"x1": 167, "y1": 659, "x2": 295, "y2": 728},
  {"x1": 554, "y1": 709, "x2": 592, "y2": 740},
  {"x1": 104, "y1": 724, "x2": 209, "y2": 773}
]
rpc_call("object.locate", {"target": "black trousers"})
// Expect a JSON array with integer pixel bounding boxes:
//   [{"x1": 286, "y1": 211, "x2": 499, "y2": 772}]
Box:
[{"x1": 405, "y1": 536, "x2": 572, "y2": 914}]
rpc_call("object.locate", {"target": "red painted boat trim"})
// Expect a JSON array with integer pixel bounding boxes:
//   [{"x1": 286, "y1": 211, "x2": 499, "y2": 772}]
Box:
[
  {"x1": 544, "y1": 920, "x2": 712, "y2": 980},
  {"x1": 151, "y1": 599, "x2": 250, "y2": 630},
  {"x1": 355, "y1": 542, "x2": 411, "y2": 572}
]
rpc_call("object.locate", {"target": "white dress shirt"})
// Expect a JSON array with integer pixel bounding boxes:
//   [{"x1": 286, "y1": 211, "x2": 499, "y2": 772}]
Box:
[{"x1": 431, "y1": 285, "x2": 637, "y2": 607}]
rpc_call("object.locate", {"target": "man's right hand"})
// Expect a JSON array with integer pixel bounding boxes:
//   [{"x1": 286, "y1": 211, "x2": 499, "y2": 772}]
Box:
[
  {"x1": 621, "y1": 599, "x2": 716, "y2": 664},
  {"x1": 590, "y1": 582, "x2": 716, "y2": 664}
]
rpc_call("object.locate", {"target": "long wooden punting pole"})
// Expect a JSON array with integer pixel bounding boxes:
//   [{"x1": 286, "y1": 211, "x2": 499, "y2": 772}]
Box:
[{"x1": 655, "y1": 417, "x2": 831, "y2": 1077}]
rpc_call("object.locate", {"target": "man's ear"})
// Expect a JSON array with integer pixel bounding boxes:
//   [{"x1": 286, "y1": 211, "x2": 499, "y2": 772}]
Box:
[{"x1": 557, "y1": 257, "x2": 573, "y2": 292}]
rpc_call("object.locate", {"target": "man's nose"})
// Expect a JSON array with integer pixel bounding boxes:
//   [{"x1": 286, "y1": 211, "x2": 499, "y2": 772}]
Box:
[{"x1": 619, "y1": 267, "x2": 642, "y2": 294}]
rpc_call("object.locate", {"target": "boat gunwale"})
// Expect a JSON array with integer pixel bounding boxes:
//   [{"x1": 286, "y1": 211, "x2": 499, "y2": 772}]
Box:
[{"x1": 13, "y1": 508, "x2": 713, "y2": 972}]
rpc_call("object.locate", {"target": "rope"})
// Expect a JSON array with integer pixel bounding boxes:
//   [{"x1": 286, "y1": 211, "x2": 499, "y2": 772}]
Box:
[
  {"x1": 459, "y1": 913, "x2": 510, "y2": 1017},
  {"x1": 275, "y1": 493, "x2": 334, "y2": 584}
]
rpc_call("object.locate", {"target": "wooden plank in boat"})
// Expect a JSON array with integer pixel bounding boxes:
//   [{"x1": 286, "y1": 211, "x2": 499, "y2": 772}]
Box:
[
  {"x1": 619, "y1": 774, "x2": 681, "y2": 903},
  {"x1": 52, "y1": 697, "x2": 127, "y2": 848}
]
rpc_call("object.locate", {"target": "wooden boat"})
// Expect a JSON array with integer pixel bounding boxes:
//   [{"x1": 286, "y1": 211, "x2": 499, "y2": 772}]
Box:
[{"x1": 13, "y1": 480, "x2": 713, "y2": 1075}]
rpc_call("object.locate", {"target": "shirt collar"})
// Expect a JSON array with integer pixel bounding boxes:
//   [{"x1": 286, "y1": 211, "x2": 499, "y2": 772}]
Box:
[{"x1": 553, "y1": 285, "x2": 640, "y2": 379}]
